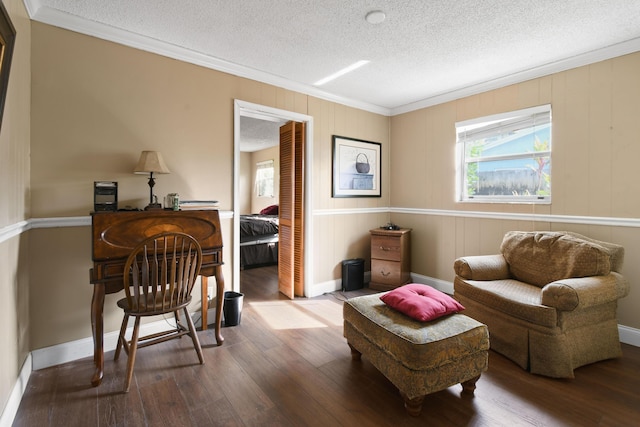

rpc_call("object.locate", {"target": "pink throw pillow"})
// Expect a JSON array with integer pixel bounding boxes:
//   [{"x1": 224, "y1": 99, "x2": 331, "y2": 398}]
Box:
[{"x1": 380, "y1": 284, "x2": 465, "y2": 322}]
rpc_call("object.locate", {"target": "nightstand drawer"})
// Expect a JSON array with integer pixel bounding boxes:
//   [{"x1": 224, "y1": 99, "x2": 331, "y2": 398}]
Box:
[
  {"x1": 369, "y1": 227, "x2": 411, "y2": 291},
  {"x1": 371, "y1": 235, "x2": 402, "y2": 261},
  {"x1": 371, "y1": 259, "x2": 402, "y2": 285}
]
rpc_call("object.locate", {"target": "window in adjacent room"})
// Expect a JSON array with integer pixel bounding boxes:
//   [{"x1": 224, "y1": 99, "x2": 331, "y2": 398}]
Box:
[
  {"x1": 456, "y1": 104, "x2": 551, "y2": 203},
  {"x1": 255, "y1": 159, "x2": 275, "y2": 197}
]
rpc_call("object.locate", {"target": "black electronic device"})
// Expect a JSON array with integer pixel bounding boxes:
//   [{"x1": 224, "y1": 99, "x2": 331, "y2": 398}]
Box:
[
  {"x1": 342, "y1": 258, "x2": 365, "y2": 291},
  {"x1": 94, "y1": 181, "x2": 118, "y2": 212},
  {"x1": 381, "y1": 222, "x2": 400, "y2": 230}
]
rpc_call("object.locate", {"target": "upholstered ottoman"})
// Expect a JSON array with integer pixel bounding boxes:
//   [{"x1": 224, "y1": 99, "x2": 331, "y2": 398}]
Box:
[{"x1": 343, "y1": 292, "x2": 489, "y2": 416}]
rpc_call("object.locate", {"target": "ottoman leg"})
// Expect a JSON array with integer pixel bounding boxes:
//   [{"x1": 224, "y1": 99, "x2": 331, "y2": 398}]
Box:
[
  {"x1": 348, "y1": 343, "x2": 362, "y2": 361},
  {"x1": 399, "y1": 391, "x2": 424, "y2": 417},
  {"x1": 461, "y1": 375, "x2": 481, "y2": 395}
]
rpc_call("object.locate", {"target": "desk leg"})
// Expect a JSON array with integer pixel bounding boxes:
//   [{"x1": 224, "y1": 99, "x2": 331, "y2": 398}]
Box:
[
  {"x1": 201, "y1": 274, "x2": 224, "y2": 345},
  {"x1": 91, "y1": 283, "x2": 105, "y2": 387},
  {"x1": 201, "y1": 276, "x2": 209, "y2": 330},
  {"x1": 214, "y1": 265, "x2": 225, "y2": 346}
]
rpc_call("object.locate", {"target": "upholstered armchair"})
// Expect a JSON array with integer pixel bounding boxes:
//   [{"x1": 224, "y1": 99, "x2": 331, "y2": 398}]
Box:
[{"x1": 453, "y1": 231, "x2": 630, "y2": 378}]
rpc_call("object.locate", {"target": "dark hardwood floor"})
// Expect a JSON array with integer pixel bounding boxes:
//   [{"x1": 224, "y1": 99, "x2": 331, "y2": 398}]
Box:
[{"x1": 13, "y1": 265, "x2": 640, "y2": 426}]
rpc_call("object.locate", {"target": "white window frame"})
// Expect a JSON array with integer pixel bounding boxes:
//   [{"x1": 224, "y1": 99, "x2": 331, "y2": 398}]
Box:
[
  {"x1": 255, "y1": 159, "x2": 275, "y2": 198},
  {"x1": 455, "y1": 104, "x2": 552, "y2": 204}
]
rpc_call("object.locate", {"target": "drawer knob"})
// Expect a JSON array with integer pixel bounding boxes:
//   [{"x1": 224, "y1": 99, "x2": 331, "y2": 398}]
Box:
[
  {"x1": 379, "y1": 246, "x2": 391, "y2": 251},
  {"x1": 381, "y1": 270, "x2": 390, "y2": 277}
]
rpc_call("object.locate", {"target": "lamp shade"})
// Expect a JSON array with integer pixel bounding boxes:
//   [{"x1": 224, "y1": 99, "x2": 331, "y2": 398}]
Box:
[{"x1": 133, "y1": 151, "x2": 170, "y2": 174}]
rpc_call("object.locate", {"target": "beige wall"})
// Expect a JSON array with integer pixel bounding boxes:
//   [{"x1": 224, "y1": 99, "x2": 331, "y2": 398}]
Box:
[
  {"x1": 250, "y1": 145, "x2": 279, "y2": 214},
  {"x1": 29, "y1": 22, "x2": 390, "y2": 350},
  {"x1": 310, "y1": 97, "x2": 391, "y2": 279},
  {"x1": 390, "y1": 53, "x2": 640, "y2": 329},
  {"x1": 0, "y1": 0, "x2": 31, "y2": 415},
  {"x1": 238, "y1": 146, "x2": 282, "y2": 214},
  {"x1": 238, "y1": 151, "x2": 251, "y2": 214}
]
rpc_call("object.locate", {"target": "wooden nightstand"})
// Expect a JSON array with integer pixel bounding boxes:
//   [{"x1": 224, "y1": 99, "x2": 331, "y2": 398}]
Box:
[{"x1": 369, "y1": 228, "x2": 411, "y2": 291}]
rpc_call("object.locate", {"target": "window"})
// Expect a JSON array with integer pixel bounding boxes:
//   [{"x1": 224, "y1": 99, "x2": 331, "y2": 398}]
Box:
[
  {"x1": 456, "y1": 104, "x2": 551, "y2": 203},
  {"x1": 255, "y1": 159, "x2": 274, "y2": 197}
]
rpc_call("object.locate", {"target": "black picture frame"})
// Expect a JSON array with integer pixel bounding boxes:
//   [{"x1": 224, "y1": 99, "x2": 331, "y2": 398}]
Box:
[
  {"x1": 0, "y1": 1, "x2": 15, "y2": 132},
  {"x1": 332, "y1": 135, "x2": 381, "y2": 197}
]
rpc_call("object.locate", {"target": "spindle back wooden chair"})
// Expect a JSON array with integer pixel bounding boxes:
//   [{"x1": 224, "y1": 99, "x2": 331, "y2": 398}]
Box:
[{"x1": 114, "y1": 231, "x2": 204, "y2": 392}]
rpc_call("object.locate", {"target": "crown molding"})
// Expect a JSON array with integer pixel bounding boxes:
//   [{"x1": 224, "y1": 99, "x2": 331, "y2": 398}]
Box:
[
  {"x1": 26, "y1": 4, "x2": 392, "y2": 116},
  {"x1": 23, "y1": 1, "x2": 640, "y2": 117},
  {"x1": 391, "y1": 37, "x2": 640, "y2": 115}
]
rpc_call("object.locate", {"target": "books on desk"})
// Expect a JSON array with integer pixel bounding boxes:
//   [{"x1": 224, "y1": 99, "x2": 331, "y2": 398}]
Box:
[{"x1": 179, "y1": 200, "x2": 219, "y2": 210}]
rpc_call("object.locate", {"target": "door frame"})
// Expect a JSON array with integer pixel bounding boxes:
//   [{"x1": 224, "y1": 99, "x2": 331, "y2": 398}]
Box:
[{"x1": 233, "y1": 100, "x2": 314, "y2": 296}]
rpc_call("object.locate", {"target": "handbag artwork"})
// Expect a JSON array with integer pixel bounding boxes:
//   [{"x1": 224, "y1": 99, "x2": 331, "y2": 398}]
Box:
[{"x1": 355, "y1": 153, "x2": 370, "y2": 174}]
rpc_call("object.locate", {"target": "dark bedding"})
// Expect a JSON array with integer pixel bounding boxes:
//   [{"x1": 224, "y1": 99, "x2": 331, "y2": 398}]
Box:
[
  {"x1": 240, "y1": 214, "x2": 279, "y2": 241},
  {"x1": 240, "y1": 214, "x2": 279, "y2": 268},
  {"x1": 240, "y1": 242, "x2": 278, "y2": 269}
]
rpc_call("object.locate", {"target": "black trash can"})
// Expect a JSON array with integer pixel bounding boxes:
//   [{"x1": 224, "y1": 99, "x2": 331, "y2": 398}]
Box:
[
  {"x1": 342, "y1": 258, "x2": 365, "y2": 291},
  {"x1": 223, "y1": 291, "x2": 244, "y2": 326}
]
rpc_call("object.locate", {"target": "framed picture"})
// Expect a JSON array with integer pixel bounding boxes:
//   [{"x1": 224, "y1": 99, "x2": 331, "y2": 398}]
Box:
[
  {"x1": 332, "y1": 135, "x2": 381, "y2": 197},
  {"x1": 0, "y1": 2, "x2": 15, "y2": 132}
]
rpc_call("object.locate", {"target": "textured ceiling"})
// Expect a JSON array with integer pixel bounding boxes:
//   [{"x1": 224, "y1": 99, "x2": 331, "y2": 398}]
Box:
[
  {"x1": 239, "y1": 116, "x2": 285, "y2": 152},
  {"x1": 28, "y1": 0, "x2": 640, "y2": 115}
]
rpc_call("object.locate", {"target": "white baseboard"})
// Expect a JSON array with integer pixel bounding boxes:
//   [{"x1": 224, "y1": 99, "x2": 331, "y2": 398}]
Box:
[
  {"x1": 308, "y1": 272, "x2": 372, "y2": 298},
  {"x1": 31, "y1": 318, "x2": 181, "y2": 370},
  {"x1": 308, "y1": 271, "x2": 453, "y2": 297},
  {"x1": 0, "y1": 353, "x2": 31, "y2": 427},
  {"x1": 619, "y1": 325, "x2": 640, "y2": 347},
  {"x1": 30, "y1": 310, "x2": 220, "y2": 372},
  {"x1": 193, "y1": 307, "x2": 219, "y2": 329},
  {"x1": 308, "y1": 280, "x2": 338, "y2": 298},
  {"x1": 409, "y1": 272, "x2": 454, "y2": 294}
]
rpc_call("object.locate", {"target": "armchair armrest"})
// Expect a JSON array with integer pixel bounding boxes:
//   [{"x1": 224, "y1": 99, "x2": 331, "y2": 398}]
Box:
[
  {"x1": 541, "y1": 272, "x2": 630, "y2": 311},
  {"x1": 454, "y1": 254, "x2": 511, "y2": 281}
]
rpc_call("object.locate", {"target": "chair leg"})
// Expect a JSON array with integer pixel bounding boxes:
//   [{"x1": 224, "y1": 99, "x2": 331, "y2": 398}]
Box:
[
  {"x1": 123, "y1": 316, "x2": 141, "y2": 393},
  {"x1": 183, "y1": 307, "x2": 204, "y2": 365},
  {"x1": 174, "y1": 310, "x2": 186, "y2": 333},
  {"x1": 114, "y1": 313, "x2": 129, "y2": 361}
]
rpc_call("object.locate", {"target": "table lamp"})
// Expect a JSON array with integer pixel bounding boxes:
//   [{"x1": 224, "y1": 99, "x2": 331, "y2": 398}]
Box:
[{"x1": 134, "y1": 150, "x2": 170, "y2": 210}]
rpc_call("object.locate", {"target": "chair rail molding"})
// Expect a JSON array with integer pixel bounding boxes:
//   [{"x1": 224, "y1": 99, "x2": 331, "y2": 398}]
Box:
[
  {"x1": 0, "y1": 220, "x2": 29, "y2": 243},
  {"x1": 0, "y1": 212, "x2": 235, "y2": 245}
]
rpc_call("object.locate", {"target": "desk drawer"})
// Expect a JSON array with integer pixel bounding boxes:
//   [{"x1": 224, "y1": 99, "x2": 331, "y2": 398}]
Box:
[
  {"x1": 95, "y1": 261, "x2": 126, "y2": 282},
  {"x1": 371, "y1": 235, "x2": 402, "y2": 261}
]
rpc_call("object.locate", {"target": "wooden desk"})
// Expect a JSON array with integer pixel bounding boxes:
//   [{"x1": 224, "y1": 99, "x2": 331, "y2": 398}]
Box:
[{"x1": 89, "y1": 210, "x2": 225, "y2": 387}]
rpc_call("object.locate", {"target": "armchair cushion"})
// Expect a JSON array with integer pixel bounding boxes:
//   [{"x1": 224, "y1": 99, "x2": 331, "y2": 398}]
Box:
[
  {"x1": 453, "y1": 254, "x2": 510, "y2": 281},
  {"x1": 542, "y1": 272, "x2": 630, "y2": 311},
  {"x1": 500, "y1": 231, "x2": 611, "y2": 287},
  {"x1": 454, "y1": 277, "x2": 558, "y2": 327},
  {"x1": 565, "y1": 232, "x2": 625, "y2": 272}
]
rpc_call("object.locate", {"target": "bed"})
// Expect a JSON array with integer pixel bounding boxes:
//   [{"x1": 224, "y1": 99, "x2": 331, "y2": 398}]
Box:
[{"x1": 240, "y1": 211, "x2": 279, "y2": 269}]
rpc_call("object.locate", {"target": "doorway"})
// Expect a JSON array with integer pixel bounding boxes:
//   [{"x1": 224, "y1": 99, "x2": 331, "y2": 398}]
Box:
[{"x1": 233, "y1": 100, "x2": 314, "y2": 297}]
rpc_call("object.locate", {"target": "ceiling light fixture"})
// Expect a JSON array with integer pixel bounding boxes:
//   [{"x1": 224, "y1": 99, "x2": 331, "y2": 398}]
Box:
[
  {"x1": 365, "y1": 10, "x2": 386, "y2": 24},
  {"x1": 313, "y1": 60, "x2": 370, "y2": 86}
]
